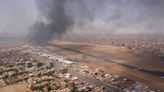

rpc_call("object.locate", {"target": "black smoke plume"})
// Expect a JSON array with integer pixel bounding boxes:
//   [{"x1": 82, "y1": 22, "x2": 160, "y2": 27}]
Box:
[
  {"x1": 29, "y1": 0, "x2": 71, "y2": 43},
  {"x1": 29, "y1": 0, "x2": 164, "y2": 43}
]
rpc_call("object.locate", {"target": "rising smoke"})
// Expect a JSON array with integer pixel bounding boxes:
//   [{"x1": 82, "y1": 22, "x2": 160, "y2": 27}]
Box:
[
  {"x1": 29, "y1": 0, "x2": 70, "y2": 43},
  {"x1": 29, "y1": 0, "x2": 164, "y2": 43}
]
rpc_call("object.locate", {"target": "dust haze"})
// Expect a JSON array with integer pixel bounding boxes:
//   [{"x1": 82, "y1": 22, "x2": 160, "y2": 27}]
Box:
[
  {"x1": 0, "y1": 0, "x2": 37, "y2": 43},
  {"x1": 0, "y1": 0, "x2": 164, "y2": 43},
  {"x1": 0, "y1": 1, "x2": 164, "y2": 91}
]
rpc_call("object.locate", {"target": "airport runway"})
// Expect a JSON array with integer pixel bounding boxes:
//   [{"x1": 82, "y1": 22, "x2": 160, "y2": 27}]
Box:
[{"x1": 44, "y1": 40, "x2": 164, "y2": 91}]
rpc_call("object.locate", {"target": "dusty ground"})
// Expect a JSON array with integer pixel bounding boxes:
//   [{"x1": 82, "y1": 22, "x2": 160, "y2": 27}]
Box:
[
  {"x1": 0, "y1": 40, "x2": 163, "y2": 91},
  {"x1": 0, "y1": 82, "x2": 29, "y2": 92},
  {"x1": 46, "y1": 40, "x2": 164, "y2": 91}
]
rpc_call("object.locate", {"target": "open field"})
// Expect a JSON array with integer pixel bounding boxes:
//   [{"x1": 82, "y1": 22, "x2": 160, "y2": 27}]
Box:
[
  {"x1": 0, "y1": 44, "x2": 118, "y2": 92},
  {"x1": 0, "y1": 35, "x2": 164, "y2": 92},
  {"x1": 61, "y1": 34, "x2": 164, "y2": 57},
  {"x1": 0, "y1": 83, "x2": 29, "y2": 92},
  {"x1": 46, "y1": 40, "x2": 164, "y2": 91}
]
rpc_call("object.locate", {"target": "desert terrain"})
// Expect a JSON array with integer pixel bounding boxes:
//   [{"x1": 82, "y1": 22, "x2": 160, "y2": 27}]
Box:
[
  {"x1": 0, "y1": 35, "x2": 164, "y2": 92},
  {"x1": 46, "y1": 38, "x2": 164, "y2": 91}
]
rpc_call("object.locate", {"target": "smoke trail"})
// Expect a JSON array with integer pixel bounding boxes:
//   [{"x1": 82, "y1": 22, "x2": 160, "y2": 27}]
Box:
[
  {"x1": 29, "y1": 0, "x2": 71, "y2": 43},
  {"x1": 29, "y1": 0, "x2": 164, "y2": 43}
]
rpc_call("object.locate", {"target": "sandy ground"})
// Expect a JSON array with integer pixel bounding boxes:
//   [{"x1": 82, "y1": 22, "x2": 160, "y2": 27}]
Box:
[
  {"x1": 1, "y1": 40, "x2": 163, "y2": 91},
  {"x1": 46, "y1": 40, "x2": 164, "y2": 91},
  {"x1": 0, "y1": 82, "x2": 29, "y2": 92},
  {"x1": 49, "y1": 40, "x2": 164, "y2": 71}
]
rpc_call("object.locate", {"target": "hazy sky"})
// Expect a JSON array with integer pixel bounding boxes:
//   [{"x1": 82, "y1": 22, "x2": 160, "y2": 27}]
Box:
[
  {"x1": 0, "y1": 0, "x2": 164, "y2": 37},
  {"x1": 0, "y1": 0, "x2": 38, "y2": 36},
  {"x1": 69, "y1": 0, "x2": 164, "y2": 34}
]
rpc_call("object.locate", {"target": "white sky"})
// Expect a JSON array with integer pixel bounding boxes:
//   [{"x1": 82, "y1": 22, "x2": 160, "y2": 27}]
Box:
[{"x1": 0, "y1": 0, "x2": 38, "y2": 36}]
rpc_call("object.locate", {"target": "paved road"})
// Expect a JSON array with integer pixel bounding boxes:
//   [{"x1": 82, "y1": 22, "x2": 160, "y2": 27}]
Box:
[
  {"x1": 33, "y1": 46, "x2": 120, "y2": 92},
  {"x1": 69, "y1": 71, "x2": 120, "y2": 92}
]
